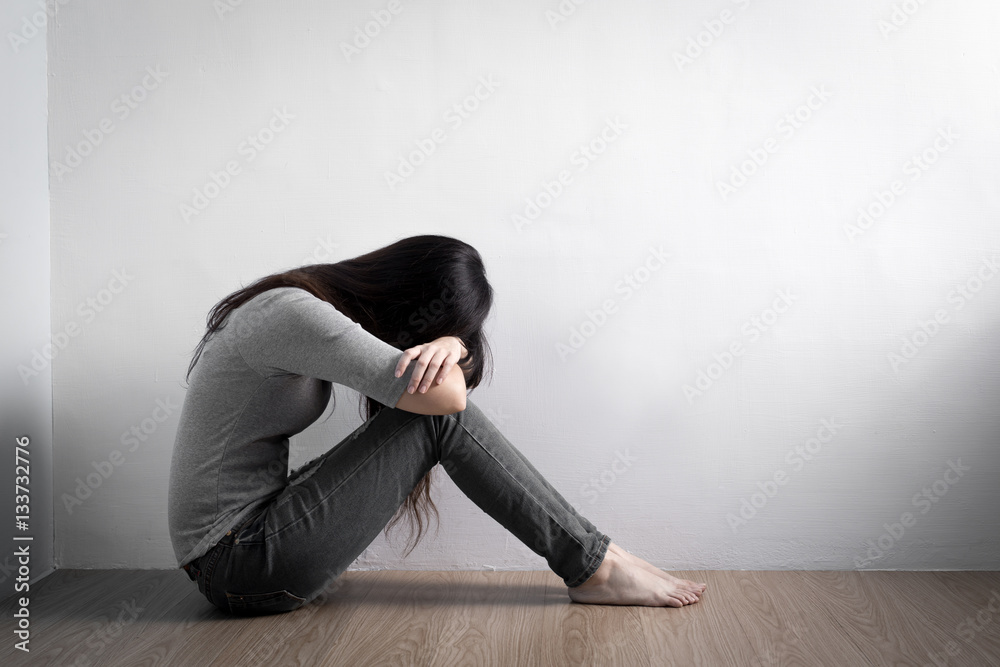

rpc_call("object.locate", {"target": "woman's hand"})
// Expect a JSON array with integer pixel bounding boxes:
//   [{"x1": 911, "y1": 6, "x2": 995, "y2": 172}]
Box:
[{"x1": 394, "y1": 336, "x2": 467, "y2": 394}]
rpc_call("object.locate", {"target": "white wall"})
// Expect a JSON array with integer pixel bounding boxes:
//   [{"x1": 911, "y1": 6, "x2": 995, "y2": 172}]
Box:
[
  {"x1": 2, "y1": 0, "x2": 55, "y2": 597},
  {"x1": 47, "y1": 0, "x2": 1000, "y2": 572}
]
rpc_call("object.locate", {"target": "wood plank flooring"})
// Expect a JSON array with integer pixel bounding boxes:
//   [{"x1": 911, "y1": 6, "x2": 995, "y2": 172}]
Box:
[{"x1": 2, "y1": 569, "x2": 998, "y2": 666}]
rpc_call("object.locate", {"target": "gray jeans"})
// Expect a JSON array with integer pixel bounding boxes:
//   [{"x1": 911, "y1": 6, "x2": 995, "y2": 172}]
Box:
[{"x1": 183, "y1": 398, "x2": 611, "y2": 615}]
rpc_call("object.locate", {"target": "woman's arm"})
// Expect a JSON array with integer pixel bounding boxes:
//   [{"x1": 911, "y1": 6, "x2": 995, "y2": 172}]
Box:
[
  {"x1": 393, "y1": 336, "x2": 468, "y2": 415},
  {"x1": 394, "y1": 362, "x2": 466, "y2": 415}
]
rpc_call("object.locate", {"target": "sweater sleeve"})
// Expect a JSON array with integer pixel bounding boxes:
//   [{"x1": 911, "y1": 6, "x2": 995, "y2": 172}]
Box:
[{"x1": 232, "y1": 287, "x2": 411, "y2": 408}]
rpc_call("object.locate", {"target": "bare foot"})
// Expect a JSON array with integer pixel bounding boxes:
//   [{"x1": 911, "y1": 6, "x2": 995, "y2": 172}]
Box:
[
  {"x1": 608, "y1": 542, "x2": 706, "y2": 600},
  {"x1": 567, "y1": 542, "x2": 706, "y2": 607}
]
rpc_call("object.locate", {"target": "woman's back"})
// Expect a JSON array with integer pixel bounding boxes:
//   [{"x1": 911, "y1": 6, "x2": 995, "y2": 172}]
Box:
[{"x1": 167, "y1": 287, "x2": 410, "y2": 569}]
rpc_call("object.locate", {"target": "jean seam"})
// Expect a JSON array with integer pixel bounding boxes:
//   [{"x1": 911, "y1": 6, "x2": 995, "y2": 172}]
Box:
[
  {"x1": 201, "y1": 542, "x2": 226, "y2": 606},
  {"x1": 445, "y1": 413, "x2": 590, "y2": 554},
  {"x1": 268, "y1": 411, "x2": 424, "y2": 539},
  {"x1": 202, "y1": 509, "x2": 262, "y2": 606},
  {"x1": 232, "y1": 506, "x2": 268, "y2": 545},
  {"x1": 567, "y1": 533, "x2": 610, "y2": 588}
]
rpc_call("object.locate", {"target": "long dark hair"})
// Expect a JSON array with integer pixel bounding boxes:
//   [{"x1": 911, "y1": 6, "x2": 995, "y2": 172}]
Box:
[{"x1": 184, "y1": 234, "x2": 494, "y2": 556}]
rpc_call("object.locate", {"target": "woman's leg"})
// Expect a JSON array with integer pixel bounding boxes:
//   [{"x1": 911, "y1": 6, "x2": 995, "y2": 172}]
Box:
[{"x1": 200, "y1": 398, "x2": 613, "y2": 614}]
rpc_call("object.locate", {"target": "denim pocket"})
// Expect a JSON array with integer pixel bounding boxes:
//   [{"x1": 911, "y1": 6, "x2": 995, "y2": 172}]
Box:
[{"x1": 223, "y1": 588, "x2": 306, "y2": 615}]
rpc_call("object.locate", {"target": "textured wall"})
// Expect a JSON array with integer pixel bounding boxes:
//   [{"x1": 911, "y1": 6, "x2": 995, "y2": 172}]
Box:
[
  {"x1": 2, "y1": 0, "x2": 55, "y2": 598},
  {"x1": 46, "y1": 0, "x2": 1000, "y2": 571}
]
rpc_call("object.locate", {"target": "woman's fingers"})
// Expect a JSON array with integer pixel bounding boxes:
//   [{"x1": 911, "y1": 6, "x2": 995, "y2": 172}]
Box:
[
  {"x1": 397, "y1": 345, "x2": 441, "y2": 394},
  {"x1": 434, "y1": 343, "x2": 463, "y2": 386},
  {"x1": 406, "y1": 350, "x2": 433, "y2": 394},
  {"x1": 415, "y1": 348, "x2": 451, "y2": 393},
  {"x1": 394, "y1": 345, "x2": 421, "y2": 379},
  {"x1": 435, "y1": 358, "x2": 453, "y2": 385},
  {"x1": 394, "y1": 339, "x2": 462, "y2": 394}
]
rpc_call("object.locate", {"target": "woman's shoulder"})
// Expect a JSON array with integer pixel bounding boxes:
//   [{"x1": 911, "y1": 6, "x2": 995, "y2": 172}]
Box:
[
  {"x1": 226, "y1": 287, "x2": 313, "y2": 328},
  {"x1": 243, "y1": 286, "x2": 315, "y2": 309},
  {"x1": 226, "y1": 285, "x2": 356, "y2": 348},
  {"x1": 232, "y1": 287, "x2": 339, "y2": 332}
]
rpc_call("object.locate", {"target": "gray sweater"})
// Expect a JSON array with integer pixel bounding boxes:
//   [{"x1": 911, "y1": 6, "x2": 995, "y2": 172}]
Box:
[{"x1": 168, "y1": 286, "x2": 412, "y2": 568}]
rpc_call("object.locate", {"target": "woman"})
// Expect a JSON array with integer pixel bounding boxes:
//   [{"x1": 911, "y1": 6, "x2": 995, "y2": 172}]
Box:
[{"x1": 168, "y1": 234, "x2": 706, "y2": 615}]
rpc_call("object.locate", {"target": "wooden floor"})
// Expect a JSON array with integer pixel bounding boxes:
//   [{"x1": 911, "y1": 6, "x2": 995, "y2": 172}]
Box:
[{"x1": 2, "y1": 569, "x2": 999, "y2": 666}]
